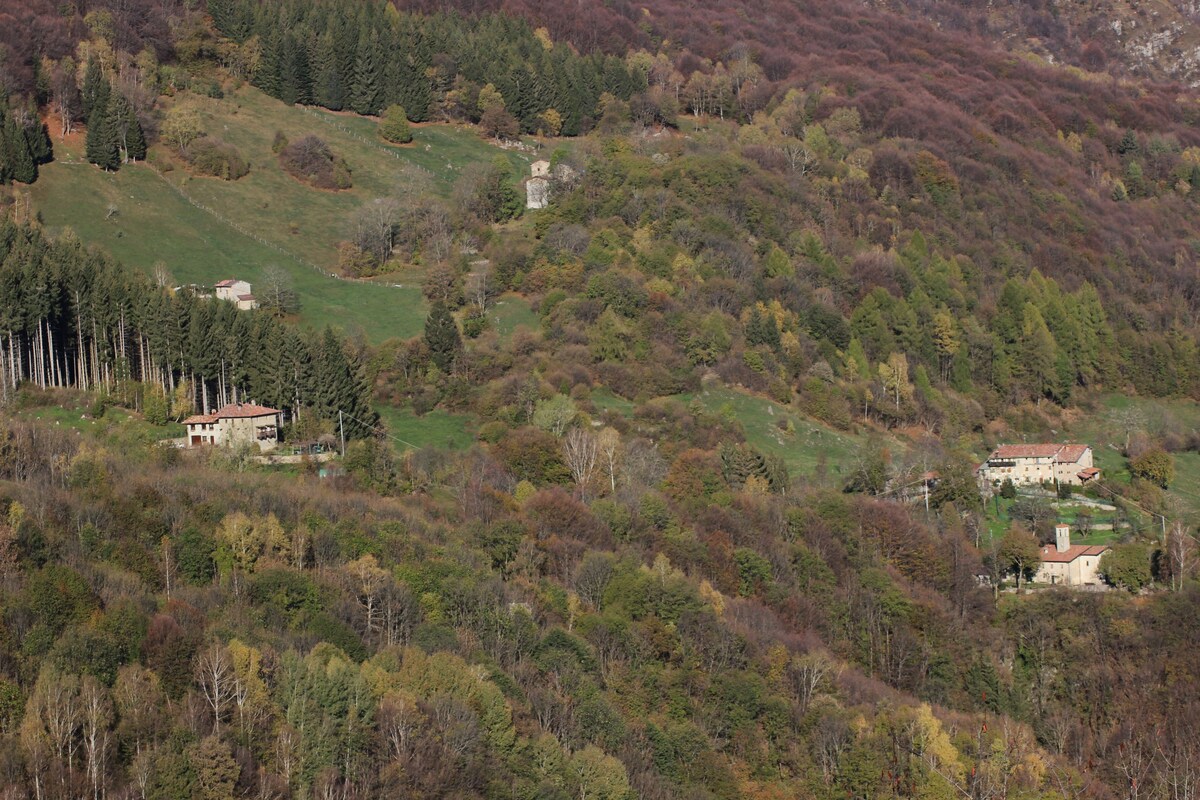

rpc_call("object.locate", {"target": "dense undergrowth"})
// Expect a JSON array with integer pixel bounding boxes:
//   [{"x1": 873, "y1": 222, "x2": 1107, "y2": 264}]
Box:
[
  {"x1": 4, "y1": 0, "x2": 1200, "y2": 798},
  {"x1": 2, "y1": 400, "x2": 1198, "y2": 800}
]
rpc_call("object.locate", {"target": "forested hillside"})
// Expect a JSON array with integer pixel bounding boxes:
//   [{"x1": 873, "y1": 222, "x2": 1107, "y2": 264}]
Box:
[
  {"x1": 0, "y1": 222, "x2": 377, "y2": 435},
  {"x1": 871, "y1": 0, "x2": 1200, "y2": 87},
  {"x1": 4, "y1": 0, "x2": 1200, "y2": 798}
]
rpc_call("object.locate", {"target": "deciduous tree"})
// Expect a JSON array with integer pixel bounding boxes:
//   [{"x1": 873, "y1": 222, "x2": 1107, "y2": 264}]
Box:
[
  {"x1": 563, "y1": 427, "x2": 599, "y2": 500},
  {"x1": 998, "y1": 526, "x2": 1041, "y2": 592}
]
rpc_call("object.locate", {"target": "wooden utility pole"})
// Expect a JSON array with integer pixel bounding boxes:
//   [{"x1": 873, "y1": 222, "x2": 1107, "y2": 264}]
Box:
[{"x1": 339, "y1": 410, "x2": 346, "y2": 457}]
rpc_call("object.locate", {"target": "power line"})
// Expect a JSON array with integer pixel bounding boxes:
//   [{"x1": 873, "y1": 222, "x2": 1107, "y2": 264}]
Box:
[
  {"x1": 338, "y1": 409, "x2": 424, "y2": 451},
  {"x1": 1087, "y1": 476, "x2": 1170, "y2": 539}
]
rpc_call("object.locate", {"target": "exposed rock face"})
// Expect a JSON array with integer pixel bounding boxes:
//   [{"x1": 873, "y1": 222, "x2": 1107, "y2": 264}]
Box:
[{"x1": 867, "y1": 0, "x2": 1200, "y2": 86}]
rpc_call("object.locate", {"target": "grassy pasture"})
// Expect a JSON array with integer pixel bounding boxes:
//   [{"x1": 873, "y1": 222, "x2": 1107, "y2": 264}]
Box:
[
  {"x1": 28, "y1": 85, "x2": 532, "y2": 343},
  {"x1": 375, "y1": 404, "x2": 475, "y2": 452}
]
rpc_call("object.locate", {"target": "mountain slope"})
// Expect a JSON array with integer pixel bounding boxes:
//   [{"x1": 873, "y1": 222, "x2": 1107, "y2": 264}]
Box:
[{"x1": 872, "y1": 0, "x2": 1200, "y2": 86}]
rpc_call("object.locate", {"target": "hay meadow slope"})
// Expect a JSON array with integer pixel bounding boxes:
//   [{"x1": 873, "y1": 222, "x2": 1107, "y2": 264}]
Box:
[{"x1": 29, "y1": 86, "x2": 529, "y2": 342}]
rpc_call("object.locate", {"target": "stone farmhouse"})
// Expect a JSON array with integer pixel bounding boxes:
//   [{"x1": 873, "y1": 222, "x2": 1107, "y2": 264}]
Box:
[
  {"x1": 1034, "y1": 524, "x2": 1108, "y2": 587},
  {"x1": 215, "y1": 279, "x2": 258, "y2": 311},
  {"x1": 977, "y1": 443, "x2": 1100, "y2": 487},
  {"x1": 524, "y1": 160, "x2": 578, "y2": 209},
  {"x1": 526, "y1": 176, "x2": 550, "y2": 209},
  {"x1": 184, "y1": 403, "x2": 281, "y2": 451}
]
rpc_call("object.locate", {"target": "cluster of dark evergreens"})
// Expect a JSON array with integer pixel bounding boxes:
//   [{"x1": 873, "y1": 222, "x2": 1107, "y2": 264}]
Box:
[
  {"x1": 0, "y1": 222, "x2": 374, "y2": 435},
  {"x1": 0, "y1": 97, "x2": 52, "y2": 185},
  {"x1": 208, "y1": 0, "x2": 646, "y2": 134},
  {"x1": 80, "y1": 57, "x2": 147, "y2": 171},
  {"x1": 4, "y1": 1, "x2": 1200, "y2": 798}
]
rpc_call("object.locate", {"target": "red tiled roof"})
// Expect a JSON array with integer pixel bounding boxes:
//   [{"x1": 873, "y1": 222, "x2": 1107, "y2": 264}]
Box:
[
  {"x1": 215, "y1": 279, "x2": 237, "y2": 287},
  {"x1": 1078, "y1": 467, "x2": 1101, "y2": 479},
  {"x1": 237, "y1": 294, "x2": 254, "y2": 301},
  {"x1": 987, "y1": 443, "x2": 1089, "y2": 462},
  {"x1": 991, "y1": 444, "x2": 1062, "y2": 459},
  {"x1": 212, "y1": 403, "x2": 280, "y2": 419},
  {"x1": 185, "y1": 404, "x2": 279, "y2": 424},
  {"x1": 1040, "y1": 544, "x2": 1108, "y2": 563},
  {"x1": 1055, "y1": 444, "x2": 1089, "y2": 464}
]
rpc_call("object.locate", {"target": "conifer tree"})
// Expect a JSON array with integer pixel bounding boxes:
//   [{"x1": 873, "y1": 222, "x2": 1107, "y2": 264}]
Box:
[
  {"x1": 7, "y1": 118, "x2": 36, "y2": 183},
  {"x1": 351, "y1": 31, "x2": 383, "y2": 115},
  {"x1": 0, "y1": 123, "x2": 12, "y2": 185},
  {"x1": 395, "y1": 56, "x2": 432, "y2": 122},
  {"x1": 125, "y1": 114, "x2": 146, "y2": 162},
  {"x1": 379, "y1": 105, "x2": 412, "y2": 143},
  {"x1": 23, "y1": 117, "x2": 53, "y2": 165},
  {"x1": 1019, "y1": 303, "x2": 1058, "y2": 403},
  {"x1": 312, "y1": 33, "x2": 345, "y2": 111},
  {"x1": 424, "y1": 301, "x2": 462, "y2": 372},
  {"x1": 85, "y1": 95, "x2": 120, "y2": 172},
  {"x1": 80, "y1": 57, "x2": 105, "y2": 121},
  {"x1": 313, "y1": 328, "x2": 375, "y2": 436},
  {"x1": 208, "y1": 0, "x2": 236, "y2": 36},
  {"x1": 279, "y1": 35, "x2": 313, "y2": 106},
  {"x1": 254, "y1": 32, "x2": 282, "y2": 97}
]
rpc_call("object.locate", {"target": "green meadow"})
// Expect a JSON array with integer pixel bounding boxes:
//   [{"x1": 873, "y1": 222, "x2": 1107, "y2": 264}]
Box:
[
  {"x1": 28, "y1": 85, "x2": 532, "y2": 343},
  {"x1": 375, "y1": 404, "x2": 476, "y2": 452}
]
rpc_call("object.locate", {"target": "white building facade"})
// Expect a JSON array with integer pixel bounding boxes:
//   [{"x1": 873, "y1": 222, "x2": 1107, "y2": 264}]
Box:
[
  {"x1": 978, "y1": 443, "x2": 1099, "y2": 487},
  {"x1": 1034, "y1": 524, "x2": 1108, "y2": 587},
  {"x1": 215, "y1": 279, "x2": 258, "y2": 311},
  {"x1": 184, "y1": 403, "x2": 281, "y2": 452}
]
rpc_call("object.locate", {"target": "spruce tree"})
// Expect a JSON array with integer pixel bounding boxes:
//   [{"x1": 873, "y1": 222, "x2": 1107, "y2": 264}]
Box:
[
  {"x1": 254, "y1": 32, "x2": 282, "y2": 98},
  {"x1": 745, "y1": 307, "x2": 767, "y2": 346},
  {"x1": 278, "y1": 37, "x2": 299, "y2": 105},
  {"x1": 379, "y1": 104, "x2": 412, "y2": 143},
  {"x1": 7, "y1": 119, "x2": 36, "y2": 183},
  {"x1": 24, "y1": 118, "x2": 53, "y2": 164},
  {"x1": 208, "y1": 0, "x2": 236, "y2": 37},
  {"x1": 313, "y1": 328, "x2": 375, "y2": 437},
  {"x1": 85, "y1": 95, "x2": 120, "y2": 172},
  {"x1": 398, "y1": 65, "x2": 432, "y2": 122},
  {"x1": 125, "y1": 112, "x2": 147, "y2": 162},
  {"x1": 0, "y1": 117, "x2": 14, "y2": 185},
  {"x1": 284, "y1": 328, "x2": 315, "y2": 418},
  {"x1": 279, "y1": 36, "x2": 313, "y2": 106},
  {"x1": 108, "y1": 94, "x2": 139, "y2": 163},
  {"x1": 333, "y1": 18, "x2": 359, "y2": 105},
  {"x1": 80, "y1": 57, "x2": 105, "y2": 121},
  {"x1": 424, "y1": 301, "x2": 462, "y2": 372},
  {"x1": 1117, "y1": 128, "x2": 1139, "y2": 156},
  {"x1": 312, "y1": 33, "x2": 345, "y2": 111},
  {"x1": 351, "y1": 31, "x2": 383, "y2": 115}
]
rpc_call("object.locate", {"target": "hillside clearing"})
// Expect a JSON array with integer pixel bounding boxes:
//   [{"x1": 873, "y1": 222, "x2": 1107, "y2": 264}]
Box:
[{"x1": 27, "y1": 86, "x2": 535, "y2": 343}]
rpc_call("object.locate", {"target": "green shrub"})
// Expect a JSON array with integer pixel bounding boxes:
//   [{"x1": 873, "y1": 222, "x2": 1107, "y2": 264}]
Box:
[
  {"x1": 250, "y1": 568, "x2": 322, "y2": 615},
  {"x1": 380, "y1": 104, "x2": 413, "y2": 144},
  {"x1": 1130, "y1": 447, "x2": 1174, "y2": 488},
  {"x1": 1099, "y1": 542, "x2": 1153, "y2": 592},
  {"x1": 299, "y1": 612, "x2": 366, "y2": 661},
  {"x1": 185, "y1": 137, "x2": 249, "y2": 180},
  {"x1": 175, "y1": 528, "x2": 215, "y2": 585},
  {"x1": 462, "y1": 311, "x2": 489, "y2": 338}
]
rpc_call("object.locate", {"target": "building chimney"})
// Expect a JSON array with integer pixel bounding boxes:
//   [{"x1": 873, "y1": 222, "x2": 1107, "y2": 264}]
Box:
[{"x1": 1055, "y1": 523, "x2": 1070, "y2": 553}]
